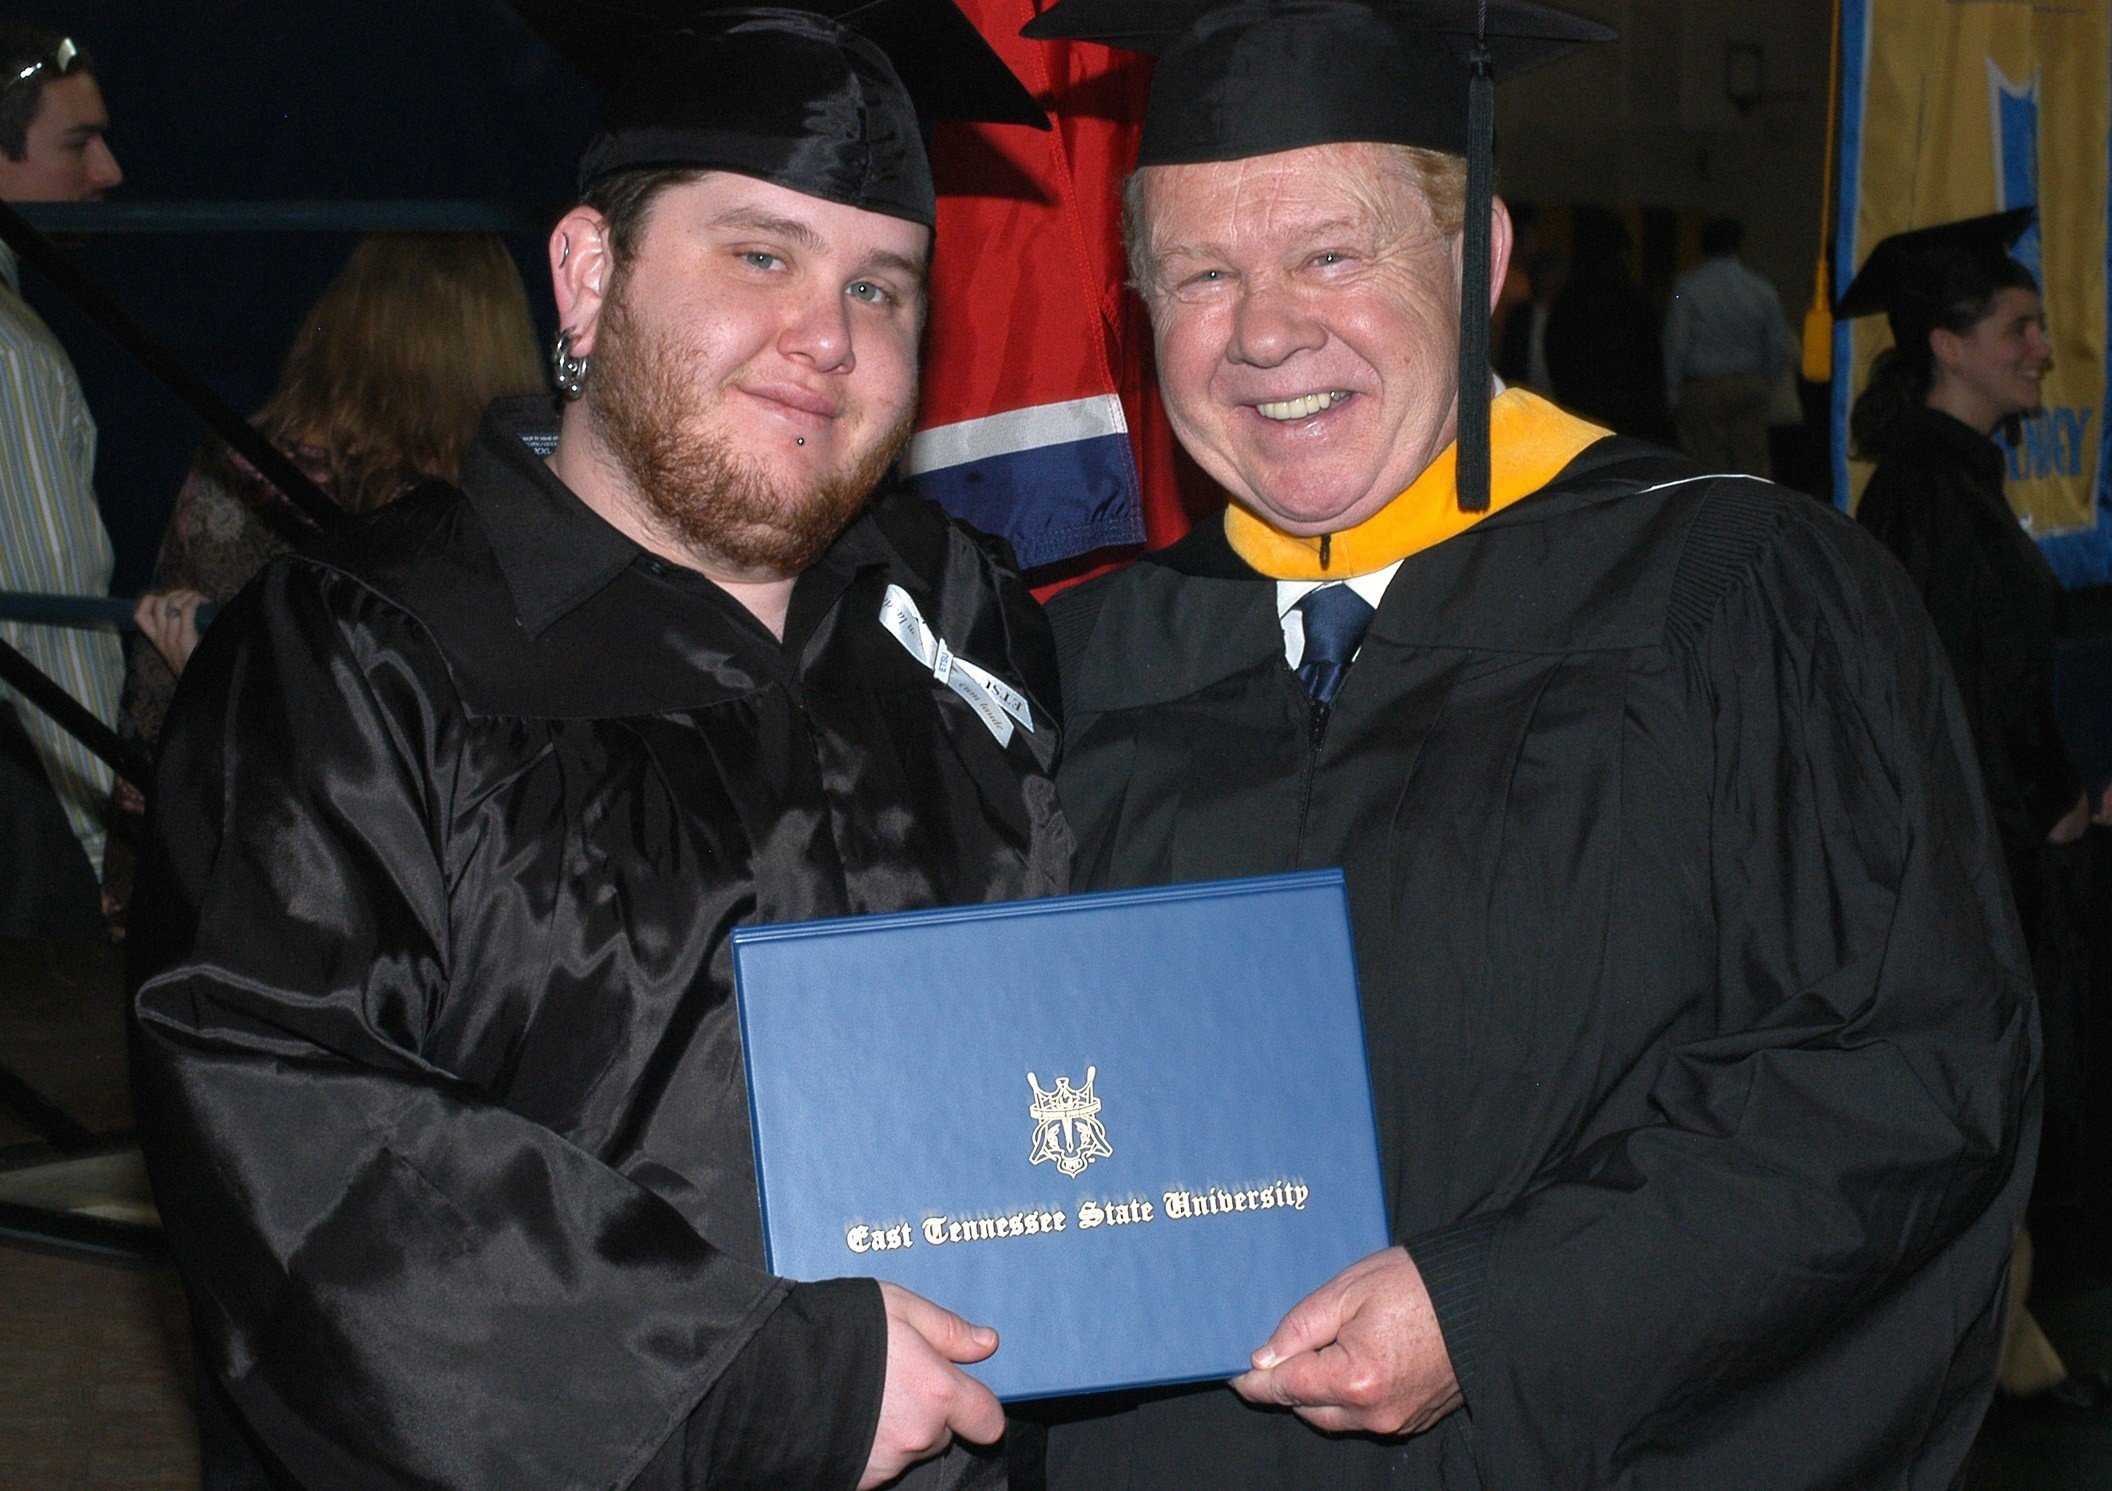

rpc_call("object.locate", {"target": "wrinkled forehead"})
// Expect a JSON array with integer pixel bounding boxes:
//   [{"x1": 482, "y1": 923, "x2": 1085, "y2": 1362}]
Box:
[{"x1": 1134, "y1": 143, "x2": 1438, "y2": 260}]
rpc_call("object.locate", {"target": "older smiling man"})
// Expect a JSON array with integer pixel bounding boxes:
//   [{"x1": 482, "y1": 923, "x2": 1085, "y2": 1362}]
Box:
[
  {"x1": 1021, "y1": 1, "x2": 2038, "y2": 1487},
  {"x1": 130, "y1": 6, "x2": 1065, "y2": 1490}
]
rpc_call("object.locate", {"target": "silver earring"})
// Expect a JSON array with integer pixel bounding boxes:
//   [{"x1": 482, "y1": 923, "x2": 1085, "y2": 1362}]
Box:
[{"x1": 552, "y1": 329, "x2": 589, "y2": 399}]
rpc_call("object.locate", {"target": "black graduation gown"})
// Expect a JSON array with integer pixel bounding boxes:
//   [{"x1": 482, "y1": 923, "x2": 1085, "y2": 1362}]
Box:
[
  {"x1": 1858, "y1": 405, "x2": 2091, "y2": 1208},
  {"x1": 128, "y1": 401, "x2": 1071, "y2": 1490},
  {"x1": 1857, "y1": 405, "x2": 2084, "y2": 861},
  {"x1": 1037, "y1": 441, "x2": 2037, "y2": 1490}
]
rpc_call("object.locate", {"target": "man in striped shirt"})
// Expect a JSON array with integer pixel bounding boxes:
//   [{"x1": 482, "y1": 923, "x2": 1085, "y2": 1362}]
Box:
[{"x1": 0, "y1": 19, "x2": 124, "y2": 920}]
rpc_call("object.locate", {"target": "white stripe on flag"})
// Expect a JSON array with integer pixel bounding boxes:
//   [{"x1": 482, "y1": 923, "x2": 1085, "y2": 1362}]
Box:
[{"x1": 905, "y1": 394, "x2": 1130, "y2": 476}]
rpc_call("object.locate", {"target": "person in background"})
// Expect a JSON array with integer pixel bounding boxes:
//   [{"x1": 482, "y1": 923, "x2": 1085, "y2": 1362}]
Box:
[
  {"x1": 124, "y1": 233, "x2": 546, "y2": 707},
  {"x1": 0, "y1": 19, "x2": 123, "y2": 940},
  {"x1": 1543, "y1": 203, "x2": 1670, "y2": 441},
  {"x1": 101, "y1": 232, "x2": 546, "y2": 921},
  {"x1": 1662, "y1": 216, "x2": 1797, "y2": 478},
  {"x1": 1843, "y1": 207, "x2": 2109, "y2": 1419}
]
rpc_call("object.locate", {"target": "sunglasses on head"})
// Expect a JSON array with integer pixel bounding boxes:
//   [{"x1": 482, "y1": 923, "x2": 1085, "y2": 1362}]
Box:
[{"x1": 8, "y1": 37, "x2": 80, "y2": 91}]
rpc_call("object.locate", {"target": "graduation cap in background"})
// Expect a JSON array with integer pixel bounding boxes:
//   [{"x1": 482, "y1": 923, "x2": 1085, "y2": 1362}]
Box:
[
  {"x1": 1835, "y1": 207, "x2": 2037, "y2": 345},
  {"x1": 1022, "y1": 0, "x2": 1614, "y2": 512},
  {"x1": 507, "y1": 0, "x2": 1048, "y2": 227}
]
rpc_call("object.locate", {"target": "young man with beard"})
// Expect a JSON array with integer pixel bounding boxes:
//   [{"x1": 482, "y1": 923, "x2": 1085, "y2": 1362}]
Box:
[{"x1": 129, "y1": 7, "x2": 1063, "y2": 1488}]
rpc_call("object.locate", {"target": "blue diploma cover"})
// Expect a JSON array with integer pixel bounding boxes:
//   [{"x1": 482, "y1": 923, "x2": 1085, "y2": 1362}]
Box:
[{"x1": 732, "y1": 871, "x2": 1390, "y2": 1400}]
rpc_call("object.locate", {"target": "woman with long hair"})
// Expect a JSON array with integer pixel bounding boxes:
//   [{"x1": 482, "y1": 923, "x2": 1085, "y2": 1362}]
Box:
[
  {"x1": 1842, "y1": 208, "x2": 2106, "y2": 1419},
  {"x1": 107, "y1": 232, "x2": 546, "y2": 913}
]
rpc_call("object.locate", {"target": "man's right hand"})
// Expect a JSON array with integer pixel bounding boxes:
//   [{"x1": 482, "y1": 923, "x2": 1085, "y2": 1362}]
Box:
[{"x1": 859, "y1": 1283, "x2": 1004, "y2": 1490}]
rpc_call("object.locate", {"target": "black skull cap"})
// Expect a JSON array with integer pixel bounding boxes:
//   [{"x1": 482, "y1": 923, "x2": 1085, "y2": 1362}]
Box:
[{"x1": 512, "y1": 0, "x2": 1049, "y2": 227}]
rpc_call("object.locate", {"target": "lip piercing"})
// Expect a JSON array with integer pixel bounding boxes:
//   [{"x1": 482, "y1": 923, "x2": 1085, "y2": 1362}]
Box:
[{"x1": 795, "y1": 437, "x2": 805, "y2": 446}]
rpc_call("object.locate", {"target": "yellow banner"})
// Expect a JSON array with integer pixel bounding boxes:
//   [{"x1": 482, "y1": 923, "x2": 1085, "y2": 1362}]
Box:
[{"x1": 1844, "y1": 0, "x2": 2109, "y2": 536}]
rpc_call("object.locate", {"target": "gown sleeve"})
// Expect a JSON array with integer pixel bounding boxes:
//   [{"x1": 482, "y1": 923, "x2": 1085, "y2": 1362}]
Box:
[
  {"x1": 1406, "y1": 498, "x2": 2038, "y2": 1484},
  {"x1": 130, "y1": 560, "x2": 883, "y2": 1491}
]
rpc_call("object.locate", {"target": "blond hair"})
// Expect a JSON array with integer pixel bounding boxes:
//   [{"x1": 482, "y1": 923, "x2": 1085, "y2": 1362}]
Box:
[
  {"x1": 1123, "y1": 143, "x2": 1469, "y2": 297},
  {"x1": 249, "y1": 233, "x2": 547, "y2": 514}
]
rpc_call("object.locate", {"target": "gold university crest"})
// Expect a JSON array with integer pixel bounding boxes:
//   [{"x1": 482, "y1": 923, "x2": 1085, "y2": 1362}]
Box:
[{"x1": 1027, "y1": 1067, "x2": 1112, "y2": 1178}]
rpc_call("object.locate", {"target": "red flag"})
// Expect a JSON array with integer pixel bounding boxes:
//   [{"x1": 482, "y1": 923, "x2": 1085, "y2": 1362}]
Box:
[{"x1": 913, "y1": 0, "x2": 1216, "y2": 588}]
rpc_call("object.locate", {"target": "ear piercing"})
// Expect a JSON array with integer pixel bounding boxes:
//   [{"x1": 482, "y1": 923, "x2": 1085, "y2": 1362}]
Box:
[{"x1": 551, "y1": 330, "x2": 589, "y2": 399}]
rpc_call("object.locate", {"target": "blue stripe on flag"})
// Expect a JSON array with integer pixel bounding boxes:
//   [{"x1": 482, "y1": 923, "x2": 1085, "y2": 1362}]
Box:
[
  {"x1": 1991, "y1": 65, "x2": 2042, "y2": 274},
  {"x1": 1831, "y1": 0, "x2": 1872, "y2": 513},
  {"x1": 2084, "y1": 19, "x2": 2112, "y2": 588},
  {"x1": 906, "y1": 434, "x2": 1144, "y2": 570}
]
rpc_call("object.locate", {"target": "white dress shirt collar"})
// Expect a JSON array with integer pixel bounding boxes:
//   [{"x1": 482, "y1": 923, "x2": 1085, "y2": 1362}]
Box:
[{"x1": 1274, "y1": 562, "x2": 1401, "y2": 669}]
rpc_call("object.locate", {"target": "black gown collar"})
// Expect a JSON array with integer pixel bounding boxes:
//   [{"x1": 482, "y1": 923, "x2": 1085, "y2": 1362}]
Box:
[
  {"x1": 1900, "y1": 405, "x2": 2010, "y2": 490},
  {"x1": 1066, "y1": 435, "x2": 1702, "y2": 712},
  {"x1": 463, "y1": 398, "x2": 643, "y2": 640},
  {"x1": 461, "y1": 396, "x2": 890, "y2": 649},
  {"x1": 357, "y1": 397, "x2": 908, "y2": 719}
]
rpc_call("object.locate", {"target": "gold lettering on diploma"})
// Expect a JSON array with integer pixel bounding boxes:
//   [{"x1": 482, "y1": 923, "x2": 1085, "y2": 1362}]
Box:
[
  {"x1": 844, "y1": 1222, "x2": 917, "y2": 1254},
  {"x1": 1160, "y1": 1181, "x2": 1309, "y2": 1219},
  {"x1": 922, "y1": 1208, "x2": 1069, "y2": 1245},
  {"x1": 841, "y1": 1180, "x2": 1311, "y2": 1257}
]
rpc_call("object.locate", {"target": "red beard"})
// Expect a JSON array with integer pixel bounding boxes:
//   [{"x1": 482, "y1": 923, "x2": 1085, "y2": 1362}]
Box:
[{"x1": 584, "y1": 283, "x2": 913, "y2": 577}]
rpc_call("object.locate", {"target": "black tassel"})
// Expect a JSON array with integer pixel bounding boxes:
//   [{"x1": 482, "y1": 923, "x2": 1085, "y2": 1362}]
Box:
[{"x1": 1457, "y1": 37, "x2": 1495, "y2": 514}]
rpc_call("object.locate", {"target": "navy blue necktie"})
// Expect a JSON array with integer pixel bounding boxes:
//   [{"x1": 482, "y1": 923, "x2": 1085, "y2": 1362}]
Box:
[{"x1": 1295, "y1": 584, "x2": 1375, "y2": 710}]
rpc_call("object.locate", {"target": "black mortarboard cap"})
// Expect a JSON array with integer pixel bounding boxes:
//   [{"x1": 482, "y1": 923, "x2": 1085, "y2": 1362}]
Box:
[
  {"x1": 513, "y1": 0, "x2": 1048, "y2": 228},
  {"x1": 1835, "y1": 207, "x2": 2036, "y2": 321},
  {"x1": 1024, "y1": 1, "x2": 1613, "y2": 514}
]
